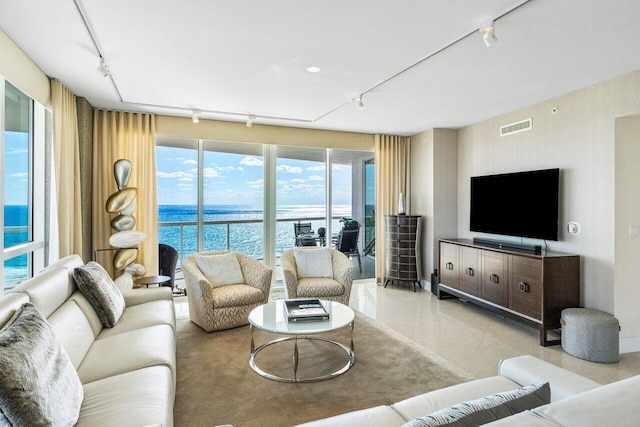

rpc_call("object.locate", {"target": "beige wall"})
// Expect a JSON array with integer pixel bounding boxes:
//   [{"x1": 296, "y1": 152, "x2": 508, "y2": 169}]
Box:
[
  {"x1": 156, "y1": 115, "x2": 375, "y2": 151},
  {"x1": 0, "y1": 28, "x2": 50, "y2": 108},
  {"x1": 411, "y1": 69, "x2": 640, "y2": 352},
  {"x1": 615, "y1": 116, "x2": 640, "y2": 353},
  {"x1": 410, "y1": 129, "x2": 458, "y2": 281}
]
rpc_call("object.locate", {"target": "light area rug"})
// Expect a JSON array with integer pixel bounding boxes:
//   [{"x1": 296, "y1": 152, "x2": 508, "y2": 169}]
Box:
[{"x1": 174, "y1": 312, "x2": 473, "y2": 427}]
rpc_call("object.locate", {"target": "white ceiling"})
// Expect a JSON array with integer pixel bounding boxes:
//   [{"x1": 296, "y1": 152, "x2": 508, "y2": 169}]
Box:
[{"x1": 2, "y1": 0, "x2": 640, "y2": 136}]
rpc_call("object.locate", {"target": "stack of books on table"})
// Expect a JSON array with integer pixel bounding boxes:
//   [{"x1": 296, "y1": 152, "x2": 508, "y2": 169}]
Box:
[{"x1": 285, "y1": 299, "x2": 330, "y2": 322}]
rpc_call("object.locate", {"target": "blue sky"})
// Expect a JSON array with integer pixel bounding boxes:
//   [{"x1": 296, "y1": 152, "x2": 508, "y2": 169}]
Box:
[
  {"x1": 3, "y1": 131, "x2": 29, "y2": 206},
  {"x1": 156, "y1": 146, "x2": 352, "y2": 206}
]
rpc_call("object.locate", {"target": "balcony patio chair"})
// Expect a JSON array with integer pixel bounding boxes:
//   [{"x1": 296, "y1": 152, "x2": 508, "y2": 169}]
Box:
[
  {"x1": 182, "y1": 251, "x2": 272, "y2": 332},
  {"x1": 336, "y1": 227, "x2": 362, "y2": 272},
  {"x1": 294, "y1": 222, "x2": 313, "y2": 246},
  {"x1": 158, "y1": 243, "x2": 180, "y2": 293},
  {"x1": 281, "y1": 247, "x2": 355, "y2": 305}
]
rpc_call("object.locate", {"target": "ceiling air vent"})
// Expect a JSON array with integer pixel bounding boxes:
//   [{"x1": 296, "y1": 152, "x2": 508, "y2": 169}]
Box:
[{"x1": 500, "y1": 118, "x2": 532, "y2": 136}]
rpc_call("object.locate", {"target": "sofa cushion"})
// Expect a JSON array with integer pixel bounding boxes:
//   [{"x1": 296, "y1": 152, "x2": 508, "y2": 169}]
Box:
[
  {"x1": 294, "y1": 247, "x2": 333, "y2": 278},
  {"x1": 78, "y1": 324, "x2": 176, "y2": 386},
  {"x1": 8, "y1": 266, "x2": 75, "y2": 318},
  {"x1": 402, "y1": 382, "x2": 550, "y2": 427},
  {"x1": 393, "y1": 376, "x2": 522, "y2": 420},
  {"x1": 46, "y1": 300, "x2": 98, "y2": 369},
  {"x1": 531, "y1": 375, "x2": 640, "y2": 427},
  {"x1": 0, "y1": 302, "x2": 83, "y2": 426},
  {"x1": 97, "y1": 299, "x2": 176, "y2": 339},
  {"x1": 78, "y1": 366, "x2": 174, "y2": 427},
  {"x1": 74, "y1": 261, "x2": 126, "y2": 328},
  {"x1": 297, "y1": 278, "x2": 345, "y2": 298},
  {"x1": 296, "y1": 405, "x2": 408, "y2": 427},
  {"x1": 196, "y1": 252, "x2": 244, "y2": 287}
]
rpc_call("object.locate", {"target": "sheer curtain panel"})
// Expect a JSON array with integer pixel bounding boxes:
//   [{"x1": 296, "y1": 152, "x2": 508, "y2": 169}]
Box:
[
  {"x1": 92, "y1": 110, "x2": 158, "y2": 278},
  {"x1": 52, "y1": 80, "x2": 82, "y2": 258},
  {"x1": 374, "y1": 134, "x2": 411, "y2": 284}
]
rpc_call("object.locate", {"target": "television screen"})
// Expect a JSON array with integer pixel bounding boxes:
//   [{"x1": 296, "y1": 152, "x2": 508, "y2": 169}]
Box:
[{"x1": 470, "y1": 168, "x2": 559, "y2": 241}]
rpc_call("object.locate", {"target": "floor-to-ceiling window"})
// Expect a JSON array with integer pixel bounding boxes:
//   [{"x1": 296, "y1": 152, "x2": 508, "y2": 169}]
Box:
[
  {"x1": 276, "y1": 145, "x2": 327, "y2": 254},
  {"x1": 1, "y1": 80, "x2": 48, "y2": 292},
  {"x1": 156, "y1": 137, "x2": 374, "y2": 281}
]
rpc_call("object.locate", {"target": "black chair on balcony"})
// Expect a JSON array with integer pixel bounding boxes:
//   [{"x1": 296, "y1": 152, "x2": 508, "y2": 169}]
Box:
[
  {"x1": 159, "y1": 243, "x2": 180, "y2": 294},
  {"x1": 294, "y1": 222, "x2": 314, "y2": 247},
  {"x1": 336, "y1": 227, "x2": 361, "y2": 272}
]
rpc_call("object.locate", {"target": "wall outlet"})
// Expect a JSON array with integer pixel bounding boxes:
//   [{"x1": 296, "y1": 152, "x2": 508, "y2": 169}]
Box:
[
  {"x1": 567, "y1": 222, "x2": 581, "y2": 235},
  {"x1": 629, "y1": 225, "x2": 639, "y2": 238}
]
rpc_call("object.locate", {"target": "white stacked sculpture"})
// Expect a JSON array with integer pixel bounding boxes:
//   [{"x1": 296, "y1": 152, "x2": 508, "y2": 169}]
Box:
[{"x1": 105, "y1": 159, "x2": 147, "y2": 282}]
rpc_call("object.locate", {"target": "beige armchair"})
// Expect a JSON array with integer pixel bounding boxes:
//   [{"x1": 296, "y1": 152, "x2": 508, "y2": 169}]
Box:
[
  {"x1": 281, "y1": 248, "x2": 355, "y2": 305},
  {"x1": 182, "y1": 251, "x2": 272, "y2": 332}
]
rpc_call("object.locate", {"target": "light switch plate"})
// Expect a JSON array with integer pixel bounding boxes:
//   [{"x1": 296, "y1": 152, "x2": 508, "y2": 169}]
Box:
[{"x1": 629, "y1": 225, "x2": 639, "y2": 237}]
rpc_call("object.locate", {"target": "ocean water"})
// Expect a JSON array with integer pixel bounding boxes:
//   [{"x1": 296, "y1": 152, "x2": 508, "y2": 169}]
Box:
[
  {"x1": 159, "y1": 204, "x2": 352, "y2": 262},
  {"x1": 2, "y1": 204, "x2": 353, "y2": 284},
  {"x1": 4, "y1": 205, "x2": 29, "y2": 282}
]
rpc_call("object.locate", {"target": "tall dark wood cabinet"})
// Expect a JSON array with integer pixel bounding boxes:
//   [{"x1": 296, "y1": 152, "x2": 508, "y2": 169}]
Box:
[
  {"x1": 437, "y1": 238, "x2": 580, "y2": 346},
  {"x1": 384, "y1": 215, "x2": 422, "y2": 291}
]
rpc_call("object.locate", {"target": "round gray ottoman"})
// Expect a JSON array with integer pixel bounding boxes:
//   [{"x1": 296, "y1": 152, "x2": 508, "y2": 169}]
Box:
[{"x1": 561, "y1": 308, "x2": 619, "y2": 363}]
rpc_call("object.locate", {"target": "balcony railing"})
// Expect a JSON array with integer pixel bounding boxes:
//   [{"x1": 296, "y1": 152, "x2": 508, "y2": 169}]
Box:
[{"x1": 158, "y1": 216, "x2": 347, "y2": 267}]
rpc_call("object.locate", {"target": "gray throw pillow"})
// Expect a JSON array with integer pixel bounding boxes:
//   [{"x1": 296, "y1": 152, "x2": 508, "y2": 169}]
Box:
[
  {"x1": 73, "y1": 261, "x2": 126, "y2": 328},
  {"x1": 403, "y1": 382, "x2": 550, "y2": 427},
  {"x1": 0, "y1": 302, "x2": 83, "y2": 426}
]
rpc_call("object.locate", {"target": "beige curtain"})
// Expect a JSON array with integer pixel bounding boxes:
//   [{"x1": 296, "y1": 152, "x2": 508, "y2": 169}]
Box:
[
  {"x1": 374, "y1": 134, "x2": 411, "y2": 284},
  {"x1": 92, "y1": 110, "x2": 158, "y2": 278},
  {"x1": 52, "y1": 80, "x2": 83, "y2": 258}
]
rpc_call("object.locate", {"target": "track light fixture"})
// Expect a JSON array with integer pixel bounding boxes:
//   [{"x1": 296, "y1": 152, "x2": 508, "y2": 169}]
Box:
[
  {"x1": 97, "y1": 57, "x2": 110, "y2": 77},
  {"x1": 354, "y1": 96, "x2": 365, "y2": 110},
  {"x1": 192, "y1": 110, "x2": 201, "y2": 123},
  {"x1": 480, "y1": 20, "x2": 498, "y2": 47},
  {"x1": 246, "y1": 115, "x2": 256, "y2": 127}
]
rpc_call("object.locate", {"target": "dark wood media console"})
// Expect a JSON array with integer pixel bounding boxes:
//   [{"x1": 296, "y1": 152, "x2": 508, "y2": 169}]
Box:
[{"x1": 437, "y1": 238, "x2": 580, "y2": 346}]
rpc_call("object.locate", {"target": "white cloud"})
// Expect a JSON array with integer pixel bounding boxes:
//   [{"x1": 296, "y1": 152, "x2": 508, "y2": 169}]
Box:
[
  {"x1": 240, "y1": 156, "x2": 263, "y2": 166},
  {"x1": 306, "y1": 165, "x2": 326, "y2": 171},
  {"x1": 202, "y1": 167, "x2": 221, "y2": 178},
  {"x1": 289, "y1": 178, "x2": 306, "y2": 184},
  {"x1": 277, "y1": 165, "x2": 302, "y2": 174},
  {"x1": 182, "y1": 159, "x2": 197, "y2": 165},
  {"x1": 308, "y1": 175, "x2": 324, "y2": 181},
  {"x1": 7, "y1": 172, "x2": 28, "y2": 178},
  {"x1": 178, "y1": 177, "x2": 192, "y2": 182},
  {"x1": 177, "y1": 183, "x2": 193, "y2": 188},
  {"x1": 156, "y1": 170, "x2": 194, "y2": 179}
]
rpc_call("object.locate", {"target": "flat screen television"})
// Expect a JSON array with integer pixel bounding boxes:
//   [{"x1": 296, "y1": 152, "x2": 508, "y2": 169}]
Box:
[{"x1": 470, "y1": 168, "x2": 559, "y2": 241}]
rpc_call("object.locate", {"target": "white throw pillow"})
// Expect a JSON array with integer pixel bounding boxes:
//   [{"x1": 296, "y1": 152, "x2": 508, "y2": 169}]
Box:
[
  {"x1": 293, "y1": 247, "x2": 333, "y2": 279},
  {"x1": 196, "y1": 253, "x2": 244, "y2": 288}
]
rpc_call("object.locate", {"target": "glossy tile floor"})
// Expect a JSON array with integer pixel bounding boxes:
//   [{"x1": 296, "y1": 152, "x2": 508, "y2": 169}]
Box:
[
  {"x1": 349, "y1": 279, "x2": 640, "y2": 385},
  {"x1": 175, "y1": 279, "x2": 640, "y2": 385}
]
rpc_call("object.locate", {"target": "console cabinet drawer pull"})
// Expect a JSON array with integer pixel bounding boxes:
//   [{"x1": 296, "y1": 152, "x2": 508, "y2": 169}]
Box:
[
  {"x1": 446, "y1": 262, "x2": 454, "y2": 270},
  {"x1": 466, "y1": 267, "x2": 474, "y2": 276},
  {"x1": 518, "y1": 282, "x2": 529, "y2": 293},
  {"x1": 489, "y1": 274, "x2": 499, "y2": 283}
]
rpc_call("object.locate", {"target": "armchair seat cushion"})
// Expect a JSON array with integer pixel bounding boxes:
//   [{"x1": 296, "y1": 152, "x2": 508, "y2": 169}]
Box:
[
  {"x1": 211, "y1": 284, "x2": 266, "y2": 309},
  {"x1": 296, "y1": 278, "x2": 345, "y2": 299}
]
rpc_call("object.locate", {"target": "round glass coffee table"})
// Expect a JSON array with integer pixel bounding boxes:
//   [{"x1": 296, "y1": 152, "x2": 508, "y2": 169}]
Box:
[{"x1": 248, "y1": 300, "x2": 355, "y2": 383}]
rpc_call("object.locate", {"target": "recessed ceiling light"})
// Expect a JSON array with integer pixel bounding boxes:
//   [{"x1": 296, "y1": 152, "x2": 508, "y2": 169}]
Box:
[{"x1": 306, "y1": 66, "x2": 321, "y2": 73}]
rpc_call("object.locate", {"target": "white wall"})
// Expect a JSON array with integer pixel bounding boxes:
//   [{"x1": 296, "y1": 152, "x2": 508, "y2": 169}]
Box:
[
  {"x1": 615, "y1": 116, "x2": 640, "y2": 353},
  {"x1": 411, "y1": 69, "x2": 640, "y2": 352}
]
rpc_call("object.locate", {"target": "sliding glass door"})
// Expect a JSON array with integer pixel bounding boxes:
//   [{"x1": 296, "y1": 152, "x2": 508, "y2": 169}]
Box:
[{"x1": 156, "y1": 138, "x2": 374, "y2": 281}]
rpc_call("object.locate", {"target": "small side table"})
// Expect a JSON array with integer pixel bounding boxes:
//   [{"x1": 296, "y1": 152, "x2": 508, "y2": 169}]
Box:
[{"x1": 134, "y1": 275, "x2": 171, "y2": 288}]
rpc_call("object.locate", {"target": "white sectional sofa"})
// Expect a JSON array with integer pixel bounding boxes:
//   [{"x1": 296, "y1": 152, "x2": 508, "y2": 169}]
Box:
[
  {"x1": 299, "y1": 355, "x2": 640, "y2": 427},
  {"x1": 0, "y1": 254, "x2": 176, "y2": 426}
]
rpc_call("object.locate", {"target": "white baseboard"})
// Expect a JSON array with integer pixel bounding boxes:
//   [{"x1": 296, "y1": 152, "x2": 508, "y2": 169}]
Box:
[{"x1": 620, "y1": 336, "x2": 640, "y2": 354}]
